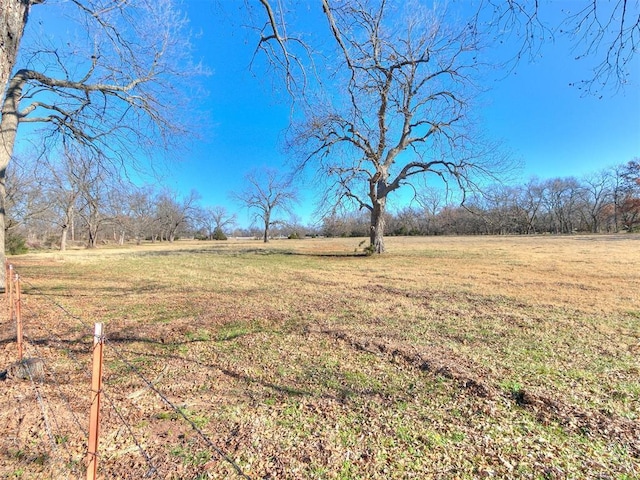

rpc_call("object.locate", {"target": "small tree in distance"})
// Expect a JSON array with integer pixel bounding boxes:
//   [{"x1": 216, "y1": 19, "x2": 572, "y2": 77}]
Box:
[
  {"x1": 233, "y1": 168, "x2": 297, "y2": 243},
  {"x1": 196, "y1": 205, "x2": 237, "y2": 240}
]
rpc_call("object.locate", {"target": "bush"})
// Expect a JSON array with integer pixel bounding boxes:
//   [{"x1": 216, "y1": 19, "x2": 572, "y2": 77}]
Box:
[
  {"x1": 288, "y1": 231, "x2": 301, "y2": 239},
  {"x1": 212, "y1": 227, "x2": 227, "y2": 241},
  {"x1": 5, "y1": 232, "x2": 28, "y2": 255}
]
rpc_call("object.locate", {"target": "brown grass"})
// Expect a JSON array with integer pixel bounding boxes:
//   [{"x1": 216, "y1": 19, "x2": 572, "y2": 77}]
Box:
[{"x1": 1, "y1": 235, "x2": 639, "y2": 479}]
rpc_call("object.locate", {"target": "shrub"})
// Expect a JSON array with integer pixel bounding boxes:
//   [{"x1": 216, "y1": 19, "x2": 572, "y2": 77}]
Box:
[
  {"x1": 212, "y1": 227, "x2": 227, "y2": 241},
  {"x1": 5, "y1": 232, "x2": 28, "y2": 255},
  {"x1": 288, "y1": 231, "x2": 300, "y2": 239}
]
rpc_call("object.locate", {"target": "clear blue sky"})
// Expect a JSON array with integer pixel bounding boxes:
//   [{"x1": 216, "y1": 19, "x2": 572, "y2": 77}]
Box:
[
  {"x1": 20, "y1": 1, "x2": 640, "y2": 227},
  {"x1": 165, "y1": 1, "x2": 640, "y2": 226}
]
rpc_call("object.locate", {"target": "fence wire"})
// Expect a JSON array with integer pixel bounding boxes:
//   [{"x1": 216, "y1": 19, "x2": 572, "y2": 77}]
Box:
[
  {"x1": 7, "y1": 296, "x2": 85, "y2": 476},
  {"x1": 4, "y1": 264, "x2": 252, "y2": 479}
]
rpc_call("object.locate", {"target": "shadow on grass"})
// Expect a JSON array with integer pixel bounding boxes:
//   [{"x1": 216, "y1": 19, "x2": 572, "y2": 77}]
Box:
[
  {"x1": 20, "y1": 281, "x2": 171, "y2": 299},
  {"x1": 107, "y1": 246, "x2": 370, "y2": 259},
  {"x1": 102, "y1": 332, "x2": 385, "y2": 404}
]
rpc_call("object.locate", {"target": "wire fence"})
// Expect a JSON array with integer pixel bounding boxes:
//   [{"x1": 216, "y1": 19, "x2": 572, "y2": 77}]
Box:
[{"x1": 1, "y1": 263, "x2": 252, "y2": 479}]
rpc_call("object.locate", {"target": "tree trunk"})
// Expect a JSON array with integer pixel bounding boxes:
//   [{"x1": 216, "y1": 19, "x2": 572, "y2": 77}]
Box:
[
  {"x1": 0, "y1": 76, "x2": 26, "y2": 290},
  {"x1": 87, "y1": 223, "x2": 98, "y2": 248},
  {"x1": 263, "y1": 212, "x2": 270, "y2": 243},
  {"x1": 613, "y1": 192, "x2": 620, "y2": 233},
  {"x1": 0, "y1": 0, "x2": 31, "y2": 100},
  {"x1": 0, "y1": 0, "x2": 37, "y2": 289},
  {"x1": 60, "y1": 225, "x2": 68, "y2": 251},
  {"x1": 60, "y1": 203, "x2": 74, "y2": 251},
  {"x1": 369, "y1": 200, "x2": 386, "y2": 254}
]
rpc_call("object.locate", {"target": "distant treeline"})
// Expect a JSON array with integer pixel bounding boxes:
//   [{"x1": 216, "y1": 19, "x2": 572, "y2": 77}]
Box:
[
  {"x1": 321, "y1": 163, "x2": 640, "y2": 237},
  {"x1": 6, "y1": 159, "x2": 639, "y2": 253}
]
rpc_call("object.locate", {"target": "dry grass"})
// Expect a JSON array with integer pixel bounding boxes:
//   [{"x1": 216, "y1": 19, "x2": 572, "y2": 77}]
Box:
[{"x1": 1, "y1": 235, "x2": 639, "y2": 479}]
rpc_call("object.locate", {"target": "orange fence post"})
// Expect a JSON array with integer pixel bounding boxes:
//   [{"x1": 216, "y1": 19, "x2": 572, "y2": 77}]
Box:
[
  {"x1": 87, "y1": 323, "x2": 105, "y2": 480},
  {"x1": 15, "y1": 274, "x2": 23, "y2": 361},
  {"x1": 4, "y1": 261, "x2": 9, "y2": 301},
  {"x1": 7, "y1": 264, "x2": 13, "y2": 322}
]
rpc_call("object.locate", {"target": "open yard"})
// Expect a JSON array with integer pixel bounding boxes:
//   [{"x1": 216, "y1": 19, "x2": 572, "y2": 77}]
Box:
[{"x1": 1, "y1": 235, "x2": 639, "y2": 479}]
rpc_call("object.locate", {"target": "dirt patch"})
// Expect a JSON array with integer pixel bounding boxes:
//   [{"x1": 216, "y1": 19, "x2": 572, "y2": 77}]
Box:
[
  {"x1": 516, "y1": 390, "x2": 640, "y2": 458},
  {"x1": 323, "y1": 328, "x2": 497, "y2": 399},
  {"x1": 322, "y1": 328, "x2": 640, "y2": 458}
]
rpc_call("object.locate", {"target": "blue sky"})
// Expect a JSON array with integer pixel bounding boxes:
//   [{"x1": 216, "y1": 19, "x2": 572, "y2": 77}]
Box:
[
  {"x1": 166, "y1": 1, "x2": 640, "y2": 226},
  {"x1": 19, "y1": 1, "x2": 640, "y2": 227}
]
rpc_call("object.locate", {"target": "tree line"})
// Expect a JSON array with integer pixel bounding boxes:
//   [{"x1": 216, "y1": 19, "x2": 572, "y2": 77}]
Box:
[
  {"x1": 6, "y1": 151, "x2": 218, "y2": 252},
  {"x1": 323, "y1": 161, "x2": 640, "y2": 238},
  {"x1": 6, "y1": 155, "x2": 304, "y2": 251},
  {"x1": 5, "y1": 156, "x2": 638, "y2": 253}
]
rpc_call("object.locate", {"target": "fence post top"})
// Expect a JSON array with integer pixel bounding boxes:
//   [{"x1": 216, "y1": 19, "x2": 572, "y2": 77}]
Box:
[{"x1": 94, "y1": 323, "x2": 104, "y2": 343}]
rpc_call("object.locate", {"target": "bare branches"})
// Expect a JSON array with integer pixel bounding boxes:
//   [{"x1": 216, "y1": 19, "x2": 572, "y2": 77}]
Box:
[
  {"x1": 483, "y1": 0, "x2": 640, "y2": 94},
  {"x1": 233, "y1": 167, "x2": 298, "y2": 242},
  {"x1": 321, "y1": 0, "x2": 354, "y2": 71},
  {"x1": 562, "y1": 0, "x2": 640, "y2": 92},
  {"x1": 249, "y1": 0, "x2": 315, "y2": 97},
  {"x1": 285, "y1": 0, "x2": 507, "y2": 252},
  {"x1": 1, "y1": 0, "x2": 199, "y2": 170},
  {"x1": 256, "y1": 0, "x2": 288, "y2": 58}
]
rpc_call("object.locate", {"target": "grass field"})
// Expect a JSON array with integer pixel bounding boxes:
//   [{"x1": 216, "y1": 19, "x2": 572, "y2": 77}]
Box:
[{"x1": 1, "y1": 235, "x2": 639, "y2": 479}]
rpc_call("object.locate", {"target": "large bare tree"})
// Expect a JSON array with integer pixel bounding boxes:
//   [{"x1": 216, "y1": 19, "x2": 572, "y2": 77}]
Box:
[
  {"x1": 0, "y1": 0, "x2": 196, "y2": 287},
  {"x1": 288, "y1": 1, "x2": 504, "y2": 253},
  {"x1": 252, "y1": 0, "x2": 638, "y2": 253}
]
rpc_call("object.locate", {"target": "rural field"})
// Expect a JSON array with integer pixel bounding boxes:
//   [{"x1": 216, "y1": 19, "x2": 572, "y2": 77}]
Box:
[{"x1": 0, "y1": 235, "x2": 639, "y2": 479}]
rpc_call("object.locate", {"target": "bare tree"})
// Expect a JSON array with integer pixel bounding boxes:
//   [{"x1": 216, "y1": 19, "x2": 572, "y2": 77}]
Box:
[
  {"x1": 4, "y1": 154, "x2": 50, "y2": 235},
  {"x1": 197, "y1": 205, "x2": 237, "y2": 240},
  {"x1": 580, "y1": 170, "x2": 615, "y2": 233},
  {"x1": 416, "y1": 186, "x2": 446, "y2": 235},
  {"x1": 0, "y1": 0, "x2": 197, "y2": 286},
  {"x1": 42, "y1": 149, "x2": 90, "y2": 251},
  {"x1": 615, "y1": 159, "x2": 640, "y2": 231},
  {"x1": 124, "y1": 185, "x2": 159, "y2": 245},
  {"x1": 516, "y1": 178, "x2": 547, "y2": 235},
  {"x1": 288, "y1": 1, "x2": 506, "y2": 253},
  {"x1": 234, "y1": 168, "x2": 297, "y2": 243},
  {"x1": 104, "y1": 179, "x2": 144, "y2": 246},
  {"x1": 541, "y1": 177, "x2": 585, "y2": 234},
  {"x1": 73, "y1": 153, "x2": 112, "y2": 248},
  {"x1": 482, "y1": 184, "x2": 525, "y2": 235},
  {"x1": 154, "y1": 189, "x2": 201, "y2": 242}
]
